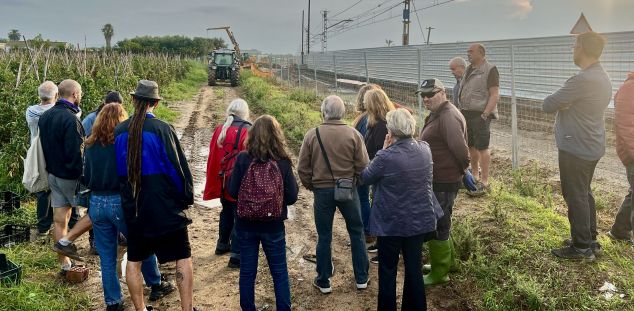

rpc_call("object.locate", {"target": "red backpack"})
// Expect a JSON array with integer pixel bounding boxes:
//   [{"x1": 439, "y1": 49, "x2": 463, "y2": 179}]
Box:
[
  {"x1": 237, "y1": 160, "x2": 284, "y2": 221},
  {"x1": 219, "y1": 122, "x2": 249, "y2": 193}
]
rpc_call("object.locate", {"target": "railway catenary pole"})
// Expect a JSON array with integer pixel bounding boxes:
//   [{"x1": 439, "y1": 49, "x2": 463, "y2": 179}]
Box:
[{"x1": 307, "y1": 0, "x2": 311, "y2": 55}]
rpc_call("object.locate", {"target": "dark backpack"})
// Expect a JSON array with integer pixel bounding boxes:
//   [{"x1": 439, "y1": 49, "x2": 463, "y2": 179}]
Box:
[
  {"x1": 237, "y1": 160, "x2": 284, "y2": 221},
  {"x1": 219, "y1": 122, "x2": 249, "y2": 192}
]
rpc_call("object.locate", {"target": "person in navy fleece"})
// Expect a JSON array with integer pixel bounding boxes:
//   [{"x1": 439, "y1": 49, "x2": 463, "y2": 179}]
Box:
[
  {"x1": 228, "y1": 115, "x2": 298, "y2": 311},
  {"x1": 115, "y1": 80, "x2": 198, "y2": 311}
]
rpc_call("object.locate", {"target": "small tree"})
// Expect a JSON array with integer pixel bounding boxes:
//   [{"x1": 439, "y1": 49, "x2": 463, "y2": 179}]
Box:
[
  {"x1": 102, "y1": 23, "x2": 114, "y2": 50},
  {"x1": 385, "y1": 39, "x2": 393, "y2": 47},
  {"x1": 8, "y1": 29, "x2": 20, "y2": 41}
]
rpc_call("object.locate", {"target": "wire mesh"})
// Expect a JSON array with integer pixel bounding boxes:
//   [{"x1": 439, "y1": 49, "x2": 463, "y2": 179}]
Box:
[{"x1": 267, "y1": 31, "x2": 634, "y2": 183}]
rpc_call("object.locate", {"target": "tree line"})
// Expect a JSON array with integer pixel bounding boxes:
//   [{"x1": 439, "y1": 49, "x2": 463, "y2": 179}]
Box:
[{"x1": 4, "y1": 26, "x2": 227, "y2": 57}]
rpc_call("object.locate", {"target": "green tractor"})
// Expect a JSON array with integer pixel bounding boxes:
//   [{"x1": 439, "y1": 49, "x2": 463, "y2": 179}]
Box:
[{"x1": 208, "y1": 49, "x2": 240, "y2": 87}]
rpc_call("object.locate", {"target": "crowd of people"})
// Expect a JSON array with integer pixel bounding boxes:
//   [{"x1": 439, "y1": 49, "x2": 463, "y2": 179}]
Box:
[{"x1": 23, "y1": 30, "x2": 634, "y2": 311}]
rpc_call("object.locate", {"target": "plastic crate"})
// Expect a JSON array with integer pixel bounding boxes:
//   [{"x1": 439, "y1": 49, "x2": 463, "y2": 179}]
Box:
[
  {"x1": 0, "y1": 225, "x2": 30, "y2": 248},
  {"x1": 0, "y1": 191, "x2": 19, "y2": 213},
  {"x1": 0, "y1": 253, "x2": 21, "y2": 286}
]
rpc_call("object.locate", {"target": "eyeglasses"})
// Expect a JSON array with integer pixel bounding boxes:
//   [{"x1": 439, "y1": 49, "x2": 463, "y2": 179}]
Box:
[{"x1": 419, "y1": 90, "x2": 441, "y2": 99}]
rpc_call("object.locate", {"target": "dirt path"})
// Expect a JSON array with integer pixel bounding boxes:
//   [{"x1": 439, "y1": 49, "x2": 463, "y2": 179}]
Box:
[{"x1": 78, "y1": 84, "x2": 467, "y2": 310}]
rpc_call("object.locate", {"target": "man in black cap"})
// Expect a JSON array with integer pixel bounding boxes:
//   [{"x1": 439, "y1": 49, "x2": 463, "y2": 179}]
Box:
[
  {"x1": 417, "y1": 78, "x2": 470, "y2": 285},
  {"x1": 115, "y1": 80, "x2": 200, "y2": 311}
]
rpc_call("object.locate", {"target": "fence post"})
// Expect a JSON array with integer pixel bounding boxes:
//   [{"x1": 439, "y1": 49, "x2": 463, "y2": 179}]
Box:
[
  {"x1": 298, "y1": 58, "x2": 302, "y2": 88},
  {"x1": 417, "y1": 48, "x2": 423, "y2": 126},
  {"x1": 314, "y1": 55, "x2": 318, "y2": 96},
  {"x1": 364, "y1": 52, "x2": 369, "y2": 83},
  {"x1": 510, "y1": 45, "x2": 519, "y2": 170},
  {"x1": 287, "y1": 59, "x2": 291, "y2": 87},
  {"x1": 333, "y1": 54, "x2": 338, "y2": 94}
]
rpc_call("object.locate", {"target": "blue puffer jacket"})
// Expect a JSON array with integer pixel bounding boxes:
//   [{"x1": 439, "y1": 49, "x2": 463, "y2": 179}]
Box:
[{"x1": 361, "y1": 138, "x2": 442, "y2": 237}]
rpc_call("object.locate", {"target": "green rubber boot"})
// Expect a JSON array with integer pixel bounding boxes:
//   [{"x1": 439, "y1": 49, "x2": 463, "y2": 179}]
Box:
[{"x1": 423, "y1": 239, "x2": 452, "y2": 286}]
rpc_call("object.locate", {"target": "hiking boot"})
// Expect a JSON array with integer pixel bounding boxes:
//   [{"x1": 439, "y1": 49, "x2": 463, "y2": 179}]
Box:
[
  {"x1": 53, "y1": 242, "x2": 83, "y2": 261},
  {"x1": 562, "y1": 239, "x2": 602, "y2": 256},
  {"x1": 106, "y1": 302, "x2": 124, "y2": 311},
  {"x1": 228, "y1": 257, "x2": 240, "y2": 269},
  {"x1": 607, "y1": 231, "x2": 634, "y2": 245},
  {"x1": 370, "y1": 256, "x2": 379, "y2": 264},
  {"x1": 149, "y1": 281, "x2": 175, "y2": 301},
  {"x1": 193, "y1": 307, "x2": 202, "y2": 311},
  {"x1": 551, "y1": 245, "x2": 595, "y2": 261},
  {"x1": 367, "y1": 244, "x2": 378, "y2": 253},
  {"x1": 313, "y1": 278, "x2": 332, "y2": 294}
]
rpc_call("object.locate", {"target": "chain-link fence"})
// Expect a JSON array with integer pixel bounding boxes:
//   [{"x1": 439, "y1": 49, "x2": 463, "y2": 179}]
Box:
[{"x1": 268, "y1": 31, "x2": 634, "y2": 183}]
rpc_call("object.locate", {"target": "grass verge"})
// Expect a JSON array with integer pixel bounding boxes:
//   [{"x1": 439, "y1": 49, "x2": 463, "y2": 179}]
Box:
[
  {"x1": 151, "y1": 60, "x2": 207, "y2": 123},
  {"x1": 451, "y1": 159, "x2": 633, "y2": 310},
  {"x1": 0, "y1": 60, "x2": 206, "y2": 310},
  {"x1": 240, "y1": 71, "x2": 322, "y2": 150}
]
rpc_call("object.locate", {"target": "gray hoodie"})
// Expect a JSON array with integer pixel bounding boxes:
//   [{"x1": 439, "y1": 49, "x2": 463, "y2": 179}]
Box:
[{"x1": 25, "y1": 103, "x2": 54, "y2": 143}]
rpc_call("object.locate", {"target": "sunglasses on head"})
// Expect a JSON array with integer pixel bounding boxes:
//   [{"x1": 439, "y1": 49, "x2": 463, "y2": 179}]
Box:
[{"x1": 419, "y1": 90, "x2": 441, "y2": 98}]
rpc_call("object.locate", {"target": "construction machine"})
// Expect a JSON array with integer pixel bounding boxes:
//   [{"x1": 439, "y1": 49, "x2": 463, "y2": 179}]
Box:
[{"x1": 206, "y1": 26, "x2": 242, "y2": 86}]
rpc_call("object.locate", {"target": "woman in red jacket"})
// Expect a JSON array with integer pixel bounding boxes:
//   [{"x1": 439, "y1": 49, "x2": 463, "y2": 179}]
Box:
[{"x1": 203, "y1": 98, "x2": 251, "y2": 268}]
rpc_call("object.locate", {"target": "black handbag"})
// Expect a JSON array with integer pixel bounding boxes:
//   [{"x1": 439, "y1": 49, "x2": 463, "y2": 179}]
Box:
[{"x1": 315, "y1": 127, "x2": 355, "y2": 202}]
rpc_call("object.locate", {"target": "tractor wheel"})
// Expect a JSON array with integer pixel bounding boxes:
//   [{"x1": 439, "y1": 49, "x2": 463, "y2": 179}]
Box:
[
  {"x1": 230, "y1": 70, "x2": 239, "y2": 87},
  {"x1": 208, "y1": 68, "x2": 217, "y2": 86}
]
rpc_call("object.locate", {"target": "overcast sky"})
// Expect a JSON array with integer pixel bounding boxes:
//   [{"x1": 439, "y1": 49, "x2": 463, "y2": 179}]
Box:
[{"x1": 1, "y1": 0, "x2": 634, "y2": 54}]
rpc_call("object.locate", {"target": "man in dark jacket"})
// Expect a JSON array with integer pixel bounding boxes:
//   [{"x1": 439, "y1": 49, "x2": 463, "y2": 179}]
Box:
[
  {"x1": 419, "y1": 78, "x2": 470, "y2": 285},
  {"x1": 115, "y1": 80, "x2": 198, "y2": 311},
  {"x1": 543, "y1": 31, "x2": 612, "y2": 261},
  {"x1": 38, "y1": 79, "x2": 85, "y2": 275}
]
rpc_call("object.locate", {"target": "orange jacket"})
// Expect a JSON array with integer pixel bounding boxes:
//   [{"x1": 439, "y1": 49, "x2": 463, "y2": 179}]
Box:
[{"x1": 615, "y1": 71, "x2": 634, "y2": 166}]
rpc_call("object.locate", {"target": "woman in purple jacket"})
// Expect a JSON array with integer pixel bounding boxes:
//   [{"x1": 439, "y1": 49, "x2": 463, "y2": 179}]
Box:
[{"x1": 361, "y1": 108, "x2": 440, "y2": 311}]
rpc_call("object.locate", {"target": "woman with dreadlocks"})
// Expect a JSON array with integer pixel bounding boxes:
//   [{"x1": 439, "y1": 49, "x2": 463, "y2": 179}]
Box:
[{"x1": 114, "y1": 80, "x2": 199, "y2": 311}]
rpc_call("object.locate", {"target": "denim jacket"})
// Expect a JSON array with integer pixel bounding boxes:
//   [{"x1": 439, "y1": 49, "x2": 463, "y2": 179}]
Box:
[{"x1": 361, "y1": 138, "x2": 441, "y2": 237}]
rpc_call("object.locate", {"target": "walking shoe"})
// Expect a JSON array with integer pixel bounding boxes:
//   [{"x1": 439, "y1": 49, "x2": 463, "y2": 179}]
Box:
[
  {"x1": 117, "y1": 233, "x2": 128, "y2": 247},
  {"x1": 193, "y1": 307, "x2": 202, "y2": 311},
  {"x1": 53, "y1": 242, "x2": 83, "y2": 261},
  {"x1": 312, "y1": 278, "x2": 332, "y2": 294},
  {"x1": 215, "y1": 244, "x2": 231, "y2": 255},
  {"x1": 149, "y1": 281, "x2": 175, "y2": 301},
  {"x1": 466, "y1": 182, "x2": 487, "y2": 197},
  {"x1": 89, "y1": 237, "x2": 98, "y2": 255},
  {"x1": 562, "y1": 239, "x2": 602, "y2": 256},
  {"x1": 356, "y1": 279, "x2": 369, "y2": 290},
  {"x1": 228, "y1": 257, "x2": 240, "y2": 269},
  {"x1": 370, "y1": 256, "x2": 379, "y2": 264},
  {"x1": 367, "y1": 244, "x2": 378, "y2": 253},
  {"x1": 607, "y1": 231, "x2": 634, "y2": 245},
  {"x1": 551, "y1": 245, "x2": 595, "y2": 261},
  {"x1": 106, "y1": 302, "x2": 124, "y2": 311}
]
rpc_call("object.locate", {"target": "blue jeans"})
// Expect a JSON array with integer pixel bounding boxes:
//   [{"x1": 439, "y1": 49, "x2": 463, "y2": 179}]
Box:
[
  {"x1": 357, "y1": 184, "x2": 371, "y2": 235},
  {"x1": 89, "y1": 194, "x2": 161, "y2": 306},
  {"x1": 238, "y1": 230, "x2": 290, "y2": 311},
  {"x1": 313, "y1": 188, "x2": 368, "y2": 286}
]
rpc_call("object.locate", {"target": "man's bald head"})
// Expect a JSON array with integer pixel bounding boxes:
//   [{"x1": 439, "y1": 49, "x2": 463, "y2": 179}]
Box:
[
  {"x1": 467, "y1": 43, "x2": 486, "y2": 65},
  {"x1": 58, "y1": 79, "x2": 82, "y2": 104}
]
